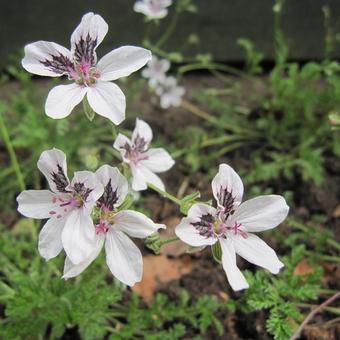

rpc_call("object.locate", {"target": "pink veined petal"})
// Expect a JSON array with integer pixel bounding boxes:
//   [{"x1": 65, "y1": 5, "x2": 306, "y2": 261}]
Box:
[
  {"x1": 22, "y1": 41, "x2": 72, "y2": 77},
  {"x1": 87, "y1": 81, "x2": 126, "y2": 125},
  {"x1": 113, "y1": 210, "x2": 165, "y2": 238},
  {"x1": 131, "y1": 164, "x2": 165, "y2": 191},
  {"x1": 220, "y1": 238, "x2": 249, "y2": 291},
  {"x1": 231, "y1": 233, "x2": 284, "y2": 274},
  {"x1": 113, "y1": 133, "x2": 132, "y2": 161},
  {"x1": 38, "y1": 216, "x2": 67, "y2": 261},
  {"x1": 16, "y1": 190, "x2": 64, "y2": 219},
  {"x1": 37, "y1": 148, "x2": 69, "y2": 193},
  {"x1": 61, "y1": 208, "x2": 96, "y2": 264},
  {"x1": 105, "y1": 229, "x2": 143, "y2": 286},
  {"x1": 45, "y1": 84, "x2": 87, "y2": 119},
  {"x1": 95, "y1": 165, "x2": 129, "y2": 207},
  {"x1": 97, "y1": 46, "x2": 152, "y2": 81},
  {"x1": 132, "y1": 118, "x2": 153, "y2": 150},
  {"x1": 175, "y1": 217, "x2": 217, "y2": 247},
  {"x1": 140, "y1": 148, "x2": 175, "y2": 173},
  {"x1": 70, "y1": 171, "x2": 104, "y2": 205},
  {"x1": 63, "y1": 234, "x2": 105, "y2": 279},
  {"x1": 70, "y1": 12, "x2": 108, "y2": 65},
  {"x1": 231, "y1": 195, "x2": 289, "y2": 232},
  {"x1": 211, "y1": 163, "x2": 244, "y2": 211},
  {"x1": 187, "y1": 203, "x2": 217, "y2": 220}
]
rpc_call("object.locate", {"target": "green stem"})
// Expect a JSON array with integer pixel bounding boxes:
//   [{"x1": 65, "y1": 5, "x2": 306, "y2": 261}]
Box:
[
  {"x1": 297, "y1": 303, "x2": 340, "y2": 316},
  {"x1": 147, "y1": 182, "x2": 181, "y2": 205},
  {"x1": 159, "y1": 236, "x2": 179, "y2": 246},
  {"x1": 0, "y1": 108, "x2": 25, "y2": 192},
  {"x1": 155, "y1": 10, "x2": 179, "y2": 48},
  {"x1": 178, "y1": 62, "x2": 248, "y2": 78}
]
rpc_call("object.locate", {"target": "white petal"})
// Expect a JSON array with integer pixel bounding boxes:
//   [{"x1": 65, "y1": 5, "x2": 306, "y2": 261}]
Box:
[
  {"x1": 61, "y1": 209, "x2": 96, "y2": 264},
  {"x1": 37, "y1": 148, "x2": 69, "y2": 193},
  {"x1": 17, "y1": 190, "x2": 62, "y2": 219},
  {"x1": 22, "y1": 41, "x2": 72, "y2": 77},
  {"x1": 95, "y1": 165, "x2": 129, "y2": 207},
  {"x1": 105, "y1": 229, "x2": 143, "y2": 286},
  {"x1": 187, "y1": 203, "x2": 217, "y2": 220},
  {"x1": 98, "y1": 46, "x2": 152, "y2": 81},
  {"x1": 45, "y1": 84, "x2": 86, "y2": 119},
  {"x1": 232, "y1": 233, "x2": 284, "y2": 274},
  {"x1": 38, "y1": 217, "x2": 67, "y2": 261},
  {"x1": 220, "y1": 238, "x2": 249, "y2": 291},
  {"x1": 87, "y1": 81, "x2": 126, "y2": 125},
  {"x1": 70, "y1": 170, "x2": 104, "y2": 206},
  {"x1": 132, "y1": 118, "x2": 153, "y2": 149},
  {"x1": 231, "y1": 195, "x2": 289, "y2": 232},
  {"x1": 70, "y1": 12, "x2": 108, "y2": 64},
  {"x1": 113, "y1": 133, "x2": 131, "y2": 160},
  {"x1": 141, "y1": 148, "x2": 175, "y2": 173},
  {"x1": 131, "y1": 164, "x2": 165, "y2": 191},
  {"x1": 113, "y1": 210, "x2": 165, "y2": 238},
  {"x1": 211, "y1": 163, "x2": 244, "y2": 210},
  {"x1": 63, "y1": 235, "x2": 105, "y2": 279},
  {"x1": 175, "y1": 217, "x2": 217, "y2": 247}
]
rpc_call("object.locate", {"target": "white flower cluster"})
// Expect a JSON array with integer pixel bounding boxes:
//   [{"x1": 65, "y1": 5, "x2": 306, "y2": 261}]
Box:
[
  {"x1": 142, "y1": 56, "x2": 185, "y2": 109},
  {"x1": 17, "y1": 146, "x2": 168, "y2": 286},
  {"x1": 18, "y1": 11, "x2": 289, "y2": 291}
]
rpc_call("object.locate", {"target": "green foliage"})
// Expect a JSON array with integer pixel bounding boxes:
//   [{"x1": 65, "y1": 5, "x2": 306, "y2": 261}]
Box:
[
  {"x1": 239, "y1": 243, "x2": 323, "y2": 340},
  {"x1": 0, "y1": 224, "x2": 229, "y2": 339},
  {"x1": 237, "y1": 38, "x2": 263, "y2": 75}
]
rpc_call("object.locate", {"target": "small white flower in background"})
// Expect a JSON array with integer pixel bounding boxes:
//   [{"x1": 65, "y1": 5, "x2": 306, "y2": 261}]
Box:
[
  {"x1": 63, "y1": 165, "x2": 165, "y2": 286},
  {"x1": 142, "y1": 56, "x2": 170, "y2": 88},
  {"x1": 113, "y1": 118, "x2": 175, "y2": 191},
  {"x1": 175, "y1": 164, "x2": 289, "y2": 291},
  {"x1": 155, "y1": 76, "x2": 185, "y2": 109},
  {"x1": 22, "y1": 12, "x2": 152, "y2": 124},
  {"x1": 16, "y1": 148, "x2": 104, "y2": 265},
  {"x1": 134, "y1": 0, "x2": 173, "y2": 20}
]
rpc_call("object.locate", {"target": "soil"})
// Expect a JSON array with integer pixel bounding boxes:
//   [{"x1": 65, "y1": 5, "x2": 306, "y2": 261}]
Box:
[{"x1": 1, "y1": 74, "x2": 339, "y2": 339}]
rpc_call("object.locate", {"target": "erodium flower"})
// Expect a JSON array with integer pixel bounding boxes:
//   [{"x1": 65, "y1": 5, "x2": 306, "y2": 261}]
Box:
[
  {"x1": 113, "y1": 118, "x2": 175, "y2": 191},
  {"x1": 175, "y1": 164, "x2": 289, "y2": 291},
  {"x1": 142, "y1": 56, "x2": 170, "y2": 88},
  {"x1": 134, "y1": 0, "x2": 173, "y2": 20},
  {"x1": 155, "y1": 76, "x2": 185, "y2": 109},
  {"x1": 22, "y1": 12, "x2": 152, "y2": 124},
  {"x1": 63, "y1": 165, "x2": 164, "y2": 286},
  {"x1": 16, "y1": 148, "x2": 104, "y2": 264}
]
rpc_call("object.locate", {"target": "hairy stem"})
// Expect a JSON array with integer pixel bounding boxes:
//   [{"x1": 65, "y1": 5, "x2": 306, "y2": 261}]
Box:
[{"x1": 147, "y1": 182, "x2": 181, "y2": 205}]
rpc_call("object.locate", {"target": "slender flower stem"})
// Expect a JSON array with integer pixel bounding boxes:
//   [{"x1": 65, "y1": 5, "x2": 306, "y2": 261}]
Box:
[
  {"x1": 147, "y1": 182, "x2": 181, "y2": 205},
  {"x1": 0, "y1": 108, "x2": 26, "y2": 192},
  {"x1": 292, "y1": 292, "x2": 340, "y2": 339},
  {"x1": 178, "y1": 62, "x2": 249, "y2": 78},
  {"x1": 180, "y1": 99, "x2": 250, "y2": 135},
  {"x1": 155, "y1": 10, "x2": 179, "y2": 48},
  {"x1": 159, "y1": 236, "x2": 179, "y2": 246}
]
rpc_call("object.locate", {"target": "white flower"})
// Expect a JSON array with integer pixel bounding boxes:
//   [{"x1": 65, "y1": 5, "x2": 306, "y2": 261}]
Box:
[
  {"x1": 155, "y1": 76, "x2": 185, "y2": 109},
  {"x1": 16, "y1": 148, "x2": 104, "y2": 264},
  {"x1": 175, "y1": 164, "x2": 289, "y2": 291},
  {"x1": 63, "y1": 165, "x2": 165, "y2": 286},
  {"x1": 22, "y1": 12, "x2": 152, "y2": 124},
  {"x1": 134, "y1": 0, "x2": 173, "y2": 20},
  {"x1": 113, "y1": 118, "x2": 175, "y2": 191},
  {"x1": 142, "y1": 56, "x2": 170, "y2": 88}
]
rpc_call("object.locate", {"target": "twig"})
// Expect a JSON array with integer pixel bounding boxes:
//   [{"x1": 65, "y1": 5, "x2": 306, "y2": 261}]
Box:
[{"x1": 291, "y1": 292, "x2": 340, "y2": 340}]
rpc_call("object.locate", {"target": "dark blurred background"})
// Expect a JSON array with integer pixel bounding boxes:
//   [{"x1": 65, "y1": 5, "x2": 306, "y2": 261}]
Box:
[{"x1": 1, "y1": 0, "x2": 340, "y2": 65}]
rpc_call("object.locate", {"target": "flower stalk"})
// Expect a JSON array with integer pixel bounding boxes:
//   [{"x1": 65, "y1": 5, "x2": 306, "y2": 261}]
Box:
[{"x1": 0, "y1": 106, "x2": 26, "y2": 192}]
